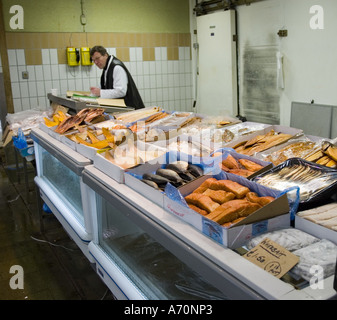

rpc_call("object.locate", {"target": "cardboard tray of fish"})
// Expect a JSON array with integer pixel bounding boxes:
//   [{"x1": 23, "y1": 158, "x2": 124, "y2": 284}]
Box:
[{"x1": 252, "y1": 157, "x2": 337, "y2": 204}]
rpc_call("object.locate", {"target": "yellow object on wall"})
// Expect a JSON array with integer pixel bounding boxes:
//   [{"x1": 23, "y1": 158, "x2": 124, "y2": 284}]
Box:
[
  {"x1": 67, "y1": 47, "x2": 80, "y2": 66},
  {"x1": 81, "y1": 47, "x2": 93, "y2": 65}
]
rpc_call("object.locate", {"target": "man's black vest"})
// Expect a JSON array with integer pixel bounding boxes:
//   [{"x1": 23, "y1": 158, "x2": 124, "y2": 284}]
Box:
[{"x1": 100, "y1": 56, "x2": 145, "y2": 109}]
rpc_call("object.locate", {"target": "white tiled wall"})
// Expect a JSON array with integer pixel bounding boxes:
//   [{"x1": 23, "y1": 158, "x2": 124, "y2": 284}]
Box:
[{"x1": 7, "y1": 47, "x2": 193, "y2": 113}]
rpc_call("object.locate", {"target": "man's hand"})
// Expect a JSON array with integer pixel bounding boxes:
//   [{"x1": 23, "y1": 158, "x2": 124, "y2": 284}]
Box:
[{"x1": 90, "y1": 87, "x2": 101, "y2": 97}]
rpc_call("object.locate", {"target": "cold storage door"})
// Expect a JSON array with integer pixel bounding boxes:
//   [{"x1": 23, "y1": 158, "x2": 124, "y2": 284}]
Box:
[{"x1": 196, "y1": 10, "x2": 238, "y2": 117}]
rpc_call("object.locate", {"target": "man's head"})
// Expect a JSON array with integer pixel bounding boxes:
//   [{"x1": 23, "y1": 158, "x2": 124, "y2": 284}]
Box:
[{"x1": 90, "y1": 46, "x2": 109, "y2": 69}]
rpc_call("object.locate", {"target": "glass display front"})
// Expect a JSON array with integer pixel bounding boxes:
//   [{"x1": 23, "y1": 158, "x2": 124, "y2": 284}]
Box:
[
  {"x1": 38, "y1": 144, "x2": 84, "y2": 226},
  {"x1": 96, "y1": 194, "x2": 228, "y2": 300}
]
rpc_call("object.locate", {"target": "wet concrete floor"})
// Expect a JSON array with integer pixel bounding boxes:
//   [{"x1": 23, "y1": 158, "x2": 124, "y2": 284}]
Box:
[{"x1": 0, "y1": 144, "x2": 114, "y2": 300}]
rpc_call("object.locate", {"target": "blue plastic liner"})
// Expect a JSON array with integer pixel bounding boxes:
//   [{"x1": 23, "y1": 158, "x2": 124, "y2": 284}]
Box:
[{"x1": 12, "y1": 128, "x2": 28, "y2": 149}]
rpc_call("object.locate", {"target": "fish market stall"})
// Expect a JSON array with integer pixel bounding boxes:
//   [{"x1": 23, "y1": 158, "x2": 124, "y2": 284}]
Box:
[{"x1": 31, "y1": 106, "x2": 337, "y2": 300}]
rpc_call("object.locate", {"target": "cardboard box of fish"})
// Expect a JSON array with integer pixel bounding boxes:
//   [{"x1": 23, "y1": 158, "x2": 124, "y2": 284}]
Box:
[
  {"x1": 227, "y1": 125, "x2": 303, "y2": 157},
  {"x1": 211, "y1": 149, "x2": 273, "y2": 179},
  {"x1": 295, "y1": 202, "x2": 337, "y2": 244},
  {"x1": 163, "y1": 171, "x2": 290, "y2": 248}
]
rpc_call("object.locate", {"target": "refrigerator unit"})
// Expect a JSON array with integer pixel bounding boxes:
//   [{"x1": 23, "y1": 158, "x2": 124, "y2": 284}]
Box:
[
  {"x1": 82, "y1": 165, "x2": 337, "y2": 300},
  {"x1": 31, "y1": 127, "x2": 93, "y2": 261}
]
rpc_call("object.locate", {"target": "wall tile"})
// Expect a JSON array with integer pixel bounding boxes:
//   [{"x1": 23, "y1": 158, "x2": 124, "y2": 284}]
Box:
[
  {"x1": 51, "y1": 80, "x2": 60, "y2": 92},
  {"x1": 150, "y1": 89, "x2": 157, "y2": 102},
  {"x1": 9, "y1": 66, "x2": 19, "y2": 82},
  {"x1": 25, "y1": 49, "x2": 42, "y2": 65},
  {"x1": 149, "y1": 74, "x2": 157, "y2": 89},
  {"x1": 174, "y1": 87, "x2": 181, "y2": 100},
  {"x1": 44, "y1": 80, "x2": 53, "y2": 95},
  {"x1": 75, "y1": 79, "x2": 83, "y2": 91},
  {"x1": 155, "y1": 61, "x2": 162, "y2": 74},
  {"x1": 8, "y1": 49, "x2": 17, "y2": 66},
  {"x1": 29, "y1": 97, "x2": 38, "y2": 108},
  {"x1": 142, "y1": 61, "x2": 150, "y2": 75},
  {"x1": 136, "y1": 76, "x2": 144, "y2": 90},
  {"x1": 28, "y1": 81, "x2": 37, "y2": 97},
  {"x1": 50, "y1": 49, "x2": 58, "y2": 65},
  {"x1": 18, "y1": 66, "x2": 27, "y2": 82},
  {"x1": 67, "y1": 79, "x2": 76, "y2": 91},
  {"x1": 135, "y1": 47, "x2": 143, "y2": 61},
  {"x1": 27, "y1": 66, "x2": 36, "y2": 81},
  {"x1": 89, "y1": 78, "x2": 98, "y2": 88},
  {"x1": 180, "y1": 87, "x2": 186, "y2": 100},
  {"x1": 35, "y1": 65, "x2": 44, "y2": 81},
  {"x1": 155, "y1": 47, "x2": 162, "y2": 61},
  {"x1": 161, "y1": 61, "x2": 168, "y2": 74},
  {"x1": 167, "y1": 61, "x2": 174, "y2": 74},
  {"x1": 106, "y1": 48, "x2": 117, "y2": 56},
  {"x1": 155, "y1": 75, "x2": 163, "y2": 88},
  {"x1": 16, "y1": 49, "x2": 26, "y2": 65},
  {"x1": 167, "y1": 47, "x2": 179, "y2": 61},
  {"x1": 128, "y1": 61, "x2": 137, "y2": 77},
  {"x1": 149, "y1": 61, "x2": 156, "y2": 75},
  {"x1": 168, "y1": 74, "x2": 174, "y2": 87},
  {"x1": 60, "y1": 80, "x2": 68, "y2": 95},
  {"x1": 20, "y1": 82, "x2": 29, "y2": 98},
  {"x1": 162, "y1": 74, "x2": 169, "y2": 88},
  {"x1": 51, "y1": 65, "x2": 60, "y2": 79},
  {"x1": 43, "y1": 65, "x2": 52, "y2": 81},
  {"x1": 42, "y1": 49, "x2": 50, "y2": 65},
  {"x1": 58, "y1": 64, "x2": 68, "y2": 79},
  {"x1": 143, "y1": 48, "x2": 155, "y2": 62},
  {"x1": 38, "y1": 97, "x2": 47, "y2": 108},
  {"x1": 143, "y1": 75, "x2": 150, "y2": 89},
  {"x1": 21, "y1": 98, "x2": 31, "y2": 110},
  {"x1": 82, "y1": 78, "x2": 90, "y2": 92},
  {"x1": 13, "y1": 98, "x2": 22, "y2": 112},
  {"x1": 174, "y1": 74, "x2": 180, "y2": 87},
  {"x1": 116, "y1": 48, "x2": 130, "y2": 62},
  {"x1": 36, "y1": 81, "x2": 45, "y2": 97},
  {"x1": 129, "y1": 48, "x2": 136, "y2": 62},
  {"x1": 143, "y1": 90, "x2": 151, "y2": 104},
  {"x1": 57, "y1": 49, "x2": 67, "y2": 65},
  {"x1": 136, "y1": 62, "x2": 143, "y2": 76},
  {"x1": 11, "y1": 83, "x2": 21, "y2": 99}
]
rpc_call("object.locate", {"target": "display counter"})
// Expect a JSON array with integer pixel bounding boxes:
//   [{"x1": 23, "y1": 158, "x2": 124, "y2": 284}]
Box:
[
  {"x1": 31, "y1": 114, "x2": 337, "y2": 300},
  {"x1": 82, "y1": 165, "x2": 336, "y2": 300}
]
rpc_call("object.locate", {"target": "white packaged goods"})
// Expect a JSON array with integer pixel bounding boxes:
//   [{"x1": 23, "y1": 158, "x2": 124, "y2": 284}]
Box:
[
  {"x1": 291, "y1": 239, "x2": 337, "y2": 281},
  {"x1": 245, "y1": 228, "x2": 320, "y2": 252}
]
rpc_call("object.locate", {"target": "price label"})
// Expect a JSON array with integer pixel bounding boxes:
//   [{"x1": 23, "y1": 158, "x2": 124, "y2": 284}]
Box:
[{"x1": 243, "y1": 237, "x2": 299, "y2": 279}]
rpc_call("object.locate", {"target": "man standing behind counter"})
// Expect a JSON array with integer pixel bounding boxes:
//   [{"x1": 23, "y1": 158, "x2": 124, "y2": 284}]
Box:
[{"x1": 90, "y1": 46, "x2": 145, "y2": 109}]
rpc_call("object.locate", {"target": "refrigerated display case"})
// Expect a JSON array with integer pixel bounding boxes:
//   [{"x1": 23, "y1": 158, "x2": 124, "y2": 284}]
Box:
[
  {"x1": 82, "y1": 165, "x2": 337, "y2": 300},
  {"x1": 31, "y1": 127, "x2": 93, "y2": 261}
]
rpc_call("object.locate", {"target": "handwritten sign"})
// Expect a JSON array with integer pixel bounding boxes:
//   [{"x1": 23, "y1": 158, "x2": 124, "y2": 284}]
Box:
[{"x1": 243, "y1": 238, "x2": 299, "y2": 279}]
